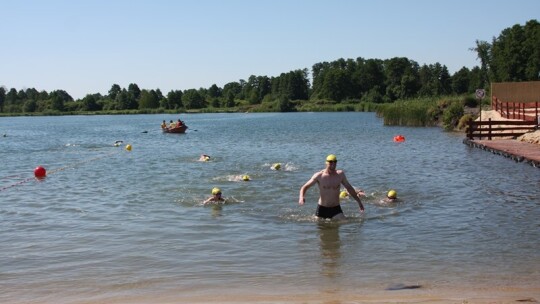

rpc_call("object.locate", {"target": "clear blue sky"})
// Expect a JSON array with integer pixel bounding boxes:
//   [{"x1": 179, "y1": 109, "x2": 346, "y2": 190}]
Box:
[{"x1": 1, "y1": 0, "x2": 538, "y2": 99}]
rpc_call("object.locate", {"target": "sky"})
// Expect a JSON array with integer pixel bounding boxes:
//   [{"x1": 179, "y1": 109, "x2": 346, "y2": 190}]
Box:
[{"x1": 1, "y1": 0, "x2": 539, "y2": 100}]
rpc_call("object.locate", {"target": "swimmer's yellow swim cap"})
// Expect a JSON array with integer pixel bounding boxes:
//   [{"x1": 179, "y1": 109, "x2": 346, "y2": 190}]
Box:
[
  {"x1": 272, "y1": 163, "x2": 281, "y2": 170},
  {"x1": 340, "y1": 190, "x2": 348, "y2": 199},
  {"x1": 242, "y1": 175, "x2": 250, "y2": 181},
  {"x1": 387, "y1": 190, "x2": 397, "y2": 199},
  {"x1": 326, "y1": 154, "x2": 337, "y2": 162},
  {"x1": 212, "y1": 187, "x2": 221, "y2": 195}
]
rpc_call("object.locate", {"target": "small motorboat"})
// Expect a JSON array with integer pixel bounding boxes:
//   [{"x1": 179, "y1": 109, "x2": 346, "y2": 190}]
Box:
[{"x1": 162, "y1": 124, "x2": 188, "y2": 134}]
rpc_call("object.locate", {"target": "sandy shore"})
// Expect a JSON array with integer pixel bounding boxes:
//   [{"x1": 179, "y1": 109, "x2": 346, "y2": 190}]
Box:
[
  {"x1": 478, "y1": 110, "x2": 540, "y2": 145},
  {"x1": 69, "y1": 286, "x2": 540, "y2": 304}
]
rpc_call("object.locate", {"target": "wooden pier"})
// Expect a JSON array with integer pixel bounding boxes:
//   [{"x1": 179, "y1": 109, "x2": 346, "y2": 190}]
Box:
[{"x1": 463, "y1": 138, "x2": 540, "y2": 168}]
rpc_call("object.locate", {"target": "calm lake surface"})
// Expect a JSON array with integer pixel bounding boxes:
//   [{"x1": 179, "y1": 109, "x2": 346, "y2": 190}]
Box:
[{"x1": 1, "y1": 112, "x2": 539, "y2": 303}]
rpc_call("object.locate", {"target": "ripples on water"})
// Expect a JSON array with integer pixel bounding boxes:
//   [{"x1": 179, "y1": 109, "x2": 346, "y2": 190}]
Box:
[{"x1": 1, "y1": 113, "x2": 539, "y2": 302}]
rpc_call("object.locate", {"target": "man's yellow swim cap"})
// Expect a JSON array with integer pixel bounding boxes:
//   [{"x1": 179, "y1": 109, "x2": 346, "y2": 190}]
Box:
[
  {"x1": 326, "y1": 154, "x2": 337, "y2": 162},
  {"x1": 387, "y1": 190, "x2": 397, "y2": 199},
  {"x1": 212, "y1": 187, "x2": 221, "y2": 195}
]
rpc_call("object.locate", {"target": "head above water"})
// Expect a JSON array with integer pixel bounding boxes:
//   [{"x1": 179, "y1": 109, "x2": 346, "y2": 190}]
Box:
[
  {"x1": 387, "y1": 190, "x2": 397, "y2": 199},
  {"x1": 326, "y1": 154, "x2": 337, "y2": 162},
  {"x1": 212, "y1": 187, "x2": 222, "y2": 195}
]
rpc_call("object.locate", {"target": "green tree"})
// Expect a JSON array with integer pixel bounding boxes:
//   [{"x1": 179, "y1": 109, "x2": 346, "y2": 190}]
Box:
[
  {"x1": 167, "y1": 90, "x2": 183, "y2": 109},
  {"x1": 6, "y1": 88, "x2": 18, "y2": 104},
  {"x1": 356, "y1": 58, "x2": 385, "y2": 98},
  {"x1": 125, "y1": 83, "x2": 140, "y2": 109},
  {"x1": 468, "y1": 66, "x2": 484, "y2": 92},
  {"x1": 115, "y1": 90, "x2": 130, "y2": 110},
  {"x1": 489, "y1": 19, "x2": 540, "y2": 81},
  {"x1": 208, "y1": 84, "x2": 222, "y2": 98},
  {"x1": 81, "y1": 94, "x2": 100, "y2": 111},
  {"x1": 320, "y1": 69, "x2": 349, "y2": 101},
  {"x1": 51, "y1": 95, "x2": 64, "y2": 111},
  {"x1": 418, "y1": 63, "x2": 451, "y2": 96},
  {"x1": 400, "y1": 62, "x2": 421, "y2": 99},
  {"x1": 0, "y1": 87, "x2": 5, "y2": 112},
  {"x1": 17, "y1": 89, "x2": 28, "y2": 101},
  {"x1": 451, "y1": 67, "x2": 471, "y2": 94},
  {"x1": 23, "y1": 99, "x2": 37, "y2": 112},
  {"x1": 222, "y1": 82, "x2": 242, "y2": 102},
  {"x1": 25, "y1": 88, "x2": 39, "y2": 101},
  {"x1": 225, "y1": 91, "x2": 235, "y2": 107},
  {"x1": 384, "y1": 57, "x2": 415, "y2": 101},
  {"x1": 108, "y1": 84, "x2": 122, "y2": 100},
  {"x1": 278, "y1": 95, "x2": 294, "y2": 112},
  {"x1": 128, "y1": 83, "x2": 141, "y2": 101},
  {"x1": 48, "y1": 90, "x2": 73, "y2": 112},
  {"x1": 183, "y1": 89, "x2": 205, "y2": 109},
  {"x1": 139, "y1": 89, "x2": 160, "y2": 109},
  {"x1": 471, "y1": 40, "x2": 491, "y2": 87}
]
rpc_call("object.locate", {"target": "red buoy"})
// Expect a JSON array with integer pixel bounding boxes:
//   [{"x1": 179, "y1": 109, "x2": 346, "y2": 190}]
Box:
[
  {"x1": 34, "y1": 166, "x2": 46, "y2": 178},
  {"x1": 393, "y1": 135, "x2": 405, "y2": 142}
]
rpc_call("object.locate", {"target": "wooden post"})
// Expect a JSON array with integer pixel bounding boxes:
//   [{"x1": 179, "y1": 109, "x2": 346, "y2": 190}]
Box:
[
  {"x1": 488, "y1": 118, "x2": 492, "y2": 140},
  {"x1": 467, "y1": 118, "x2": 473, "y2": 140},
  {"x1": 534, "y1": 101, "x2": 540, "y2": 127}
]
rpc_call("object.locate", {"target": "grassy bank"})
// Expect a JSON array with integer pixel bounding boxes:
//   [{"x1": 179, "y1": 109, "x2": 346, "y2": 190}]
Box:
[{"x1": 376, "y1": 95, "x2": 479, "y2": 130}]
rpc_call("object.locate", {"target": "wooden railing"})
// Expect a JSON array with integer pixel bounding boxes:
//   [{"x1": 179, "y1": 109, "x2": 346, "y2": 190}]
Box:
[
  {"x1": 491, "y1": 81, "x2": 540, "y2": 122},
  {"x1": 466, "y1": 118, "x2": 538, "y2": 140},
  {"x1": 492, "y1": 97, "x2": 539, "y2": 121}
]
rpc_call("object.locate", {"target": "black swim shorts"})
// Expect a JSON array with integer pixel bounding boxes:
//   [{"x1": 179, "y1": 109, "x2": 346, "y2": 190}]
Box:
[{"x1": 316, "y1": 205, "x2": 343, "y2": 219}]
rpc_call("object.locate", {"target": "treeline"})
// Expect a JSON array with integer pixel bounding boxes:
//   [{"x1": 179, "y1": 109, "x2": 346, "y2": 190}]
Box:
[{"x1": 0, "y1": 19, "x2": 537, "y2": 115}]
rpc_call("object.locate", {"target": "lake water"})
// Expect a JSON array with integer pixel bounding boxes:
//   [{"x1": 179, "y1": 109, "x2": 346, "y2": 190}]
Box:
[{"x1": 1, "y1": 112, "x2": 539, "y2": 303}]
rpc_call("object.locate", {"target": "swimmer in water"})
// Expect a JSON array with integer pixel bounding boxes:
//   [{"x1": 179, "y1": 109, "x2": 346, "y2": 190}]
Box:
[
  {"x1": 340, "y1": 188, "x2": 365, "y2": 200},
  {"x1": 298, "y1": 154, "x2": 364, "y2": 220},
  {"x1": 381, "y1": 189, "x2": 398, "y2": 204},
  {"x1": 203, "y1": 187, "x2": 225, "y2": 205},
  {"x1": 199, "y1": 154, "x2": 211, "y2": 161}
]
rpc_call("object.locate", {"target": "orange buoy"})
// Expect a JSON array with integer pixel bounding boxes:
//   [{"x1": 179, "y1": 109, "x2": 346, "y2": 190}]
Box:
[
  {"x1": 34, "y1": 166, "x2": 47, "y2": 178},
  {"x1": 393, "y1": 135, "x2": 405, "y2": 142}
]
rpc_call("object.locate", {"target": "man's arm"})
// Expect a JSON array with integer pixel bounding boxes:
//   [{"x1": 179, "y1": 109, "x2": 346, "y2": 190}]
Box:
[
  {"x1": 341, "y1": 174, "x2": 365, "y2": 212},
  {"x1": 299, "y1": 172, "x2": 320, "y2": 205}
]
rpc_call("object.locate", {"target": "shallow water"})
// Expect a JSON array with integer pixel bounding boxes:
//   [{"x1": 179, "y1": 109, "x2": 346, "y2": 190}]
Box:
[{"x1": 1, "y1": 112, "x2": 539, "y2": 303}]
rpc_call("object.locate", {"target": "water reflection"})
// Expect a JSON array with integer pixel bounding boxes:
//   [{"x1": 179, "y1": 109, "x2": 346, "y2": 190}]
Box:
[{"x1": 317, "y1": 222, "x2": 342, "y2": 279}]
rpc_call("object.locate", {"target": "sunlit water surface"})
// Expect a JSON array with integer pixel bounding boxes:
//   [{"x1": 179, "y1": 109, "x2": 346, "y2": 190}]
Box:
[{"x1": 1, "y1": 113, "x2": 539, "y2": 303}]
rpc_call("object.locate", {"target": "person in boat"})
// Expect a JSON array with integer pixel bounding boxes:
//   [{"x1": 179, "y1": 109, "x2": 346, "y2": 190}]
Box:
[
  {"x1": 177, "y1": 119, "x2": 183, "y2": 127},
  {"x1": 169, "y1": 120, "x2": 176, "y2": 128},
  {"x1": 299, "y1": 154, "x2": 364, "y2": 220},
  {"x1": 204, "y1": 187, "x2": 225, "y2": 204},
  {"x1": 161, "y1": 120, "x2": 167, "y2": 129}
]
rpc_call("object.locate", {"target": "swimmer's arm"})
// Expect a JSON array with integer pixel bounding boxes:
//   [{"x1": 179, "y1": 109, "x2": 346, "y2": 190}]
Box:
[
  {"x1": 341, "y1": 174, "x2": 365, "y2": 212},
  {"x1": 299, "y1": 173, "x2": 320, "y2": 205}
]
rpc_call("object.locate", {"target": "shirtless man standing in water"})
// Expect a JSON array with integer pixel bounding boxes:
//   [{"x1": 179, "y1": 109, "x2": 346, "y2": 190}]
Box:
[{"x1": 299, "y1": 154, "x2": 364, "y2": 219}]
